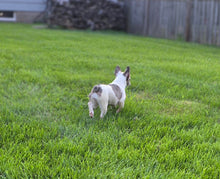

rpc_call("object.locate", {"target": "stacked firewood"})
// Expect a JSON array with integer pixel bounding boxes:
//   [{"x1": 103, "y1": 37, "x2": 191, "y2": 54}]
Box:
[{"x1": 47, "y1": 0, "x2": 125, "y2": 30}]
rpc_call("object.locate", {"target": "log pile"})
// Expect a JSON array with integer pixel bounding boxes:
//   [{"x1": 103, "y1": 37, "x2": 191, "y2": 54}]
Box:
[{"x1": 47, "y1": 0, "x2": 125, "y2": 30}]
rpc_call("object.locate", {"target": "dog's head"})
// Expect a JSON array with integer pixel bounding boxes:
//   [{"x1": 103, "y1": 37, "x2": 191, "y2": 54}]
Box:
[{"x1": 115, "y1": 66, "x2": 131, "y2": 87}]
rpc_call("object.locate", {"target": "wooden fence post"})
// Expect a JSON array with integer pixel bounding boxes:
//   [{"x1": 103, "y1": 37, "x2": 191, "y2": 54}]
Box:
[
  {"x1": 143, "y1": 0, "x2": 148, "y2": 36},
  {"x1": 185, "y1": 0, "x2": 193, "y2": 41},
  {"x1": 146, "y1": 0, "x2": 151, "y2": 36}
]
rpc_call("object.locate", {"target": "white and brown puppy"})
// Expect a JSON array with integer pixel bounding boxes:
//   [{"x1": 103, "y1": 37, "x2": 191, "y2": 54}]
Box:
[{"x1": 88, "y1": 66, "x2": 130, "y2": 118}]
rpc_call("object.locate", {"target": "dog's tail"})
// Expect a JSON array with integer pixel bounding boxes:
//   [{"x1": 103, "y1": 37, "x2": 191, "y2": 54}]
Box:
[{"x1": 89, "y1": 85, "x2": 102, "y2": 97}]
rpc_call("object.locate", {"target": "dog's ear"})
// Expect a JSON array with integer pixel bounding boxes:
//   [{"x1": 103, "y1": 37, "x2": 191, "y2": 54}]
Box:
[
  {"x1": 123, "y1": 66, "x2": 130, "y2": 77},
  {"x1": 115, "y1": 66, "x2": 121, "y2": 76},
  {"x1": 124, "y1": 66, "x2": 130, "y2": 86}
]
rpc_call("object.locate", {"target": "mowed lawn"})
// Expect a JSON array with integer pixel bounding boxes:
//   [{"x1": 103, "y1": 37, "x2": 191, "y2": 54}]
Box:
[{"x1": 0, "y1": 23, "x2": 219, "y2": 178}]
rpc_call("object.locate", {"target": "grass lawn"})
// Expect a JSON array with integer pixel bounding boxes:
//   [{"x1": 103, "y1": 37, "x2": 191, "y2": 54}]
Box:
[{"x1": 0, "y1": 23, "x2": 219, "y2": 178}]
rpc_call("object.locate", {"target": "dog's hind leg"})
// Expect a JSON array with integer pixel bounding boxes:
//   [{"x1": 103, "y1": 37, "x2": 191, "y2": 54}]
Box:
[
  {"x1": 100, "y1": 105, "x2": 108, "y2": 118},
  {"x1": 99, "y1": 100, "x2": 108, "y2": 119},
  {"x1": 88, "y1": 98, "x2": 98, "y2": 118},
  {"x1": 88, "y1": 101, "x2": 94, "y2": 118},
  {"x1": 116, "y1": 101, "x2": 124, "y2": 113}
]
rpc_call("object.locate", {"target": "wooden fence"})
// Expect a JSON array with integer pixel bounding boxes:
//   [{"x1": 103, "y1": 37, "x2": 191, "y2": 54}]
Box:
[{"x1": 125, "y1": 0, "x2": 220, "y2": 46}]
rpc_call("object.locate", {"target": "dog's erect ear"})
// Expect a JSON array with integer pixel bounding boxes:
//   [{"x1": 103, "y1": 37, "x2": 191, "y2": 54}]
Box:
[
  {"x1": 123, "y1": 66, "x2": 130, "y2": 77},
  {"x1": 115, "y1": 66, "x2": 121, "y2": 76},
  {"x1": 124, "y1": 66, "x2": 130, "y2": 86}
]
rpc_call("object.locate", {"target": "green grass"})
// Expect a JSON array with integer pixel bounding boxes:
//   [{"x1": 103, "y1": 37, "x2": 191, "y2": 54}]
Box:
[{"x1": 0, "y1": 23, "x2": 219, "y2": 178}]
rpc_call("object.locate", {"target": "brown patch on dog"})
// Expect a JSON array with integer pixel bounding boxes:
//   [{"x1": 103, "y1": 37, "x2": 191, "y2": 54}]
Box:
[
  {"x1": 89, "y1": 85, "x2": 102, "y2": 97},
  {"x1": 109, "y1": 84, "x2": 122, "y2": 100}
]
